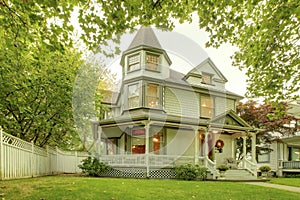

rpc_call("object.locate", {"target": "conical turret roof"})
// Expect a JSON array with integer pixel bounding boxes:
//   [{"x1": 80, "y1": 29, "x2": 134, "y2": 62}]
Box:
[{"x1": 127, "y1": 26, "x2": 162, "y2": 50}]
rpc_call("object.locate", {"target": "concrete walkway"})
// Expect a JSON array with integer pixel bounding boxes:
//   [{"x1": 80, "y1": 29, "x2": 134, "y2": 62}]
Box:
[{"x1": 244, "y1": 182, "x2": 300, "y2": 193}]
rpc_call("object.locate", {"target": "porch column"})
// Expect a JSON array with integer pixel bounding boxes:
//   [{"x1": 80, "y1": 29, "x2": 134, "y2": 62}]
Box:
[
  {"x1": 251, "y1": 133, "x2": 256, "y2": 163},
  {"x1": 145, "y1": 123, "x2": 150, "y2": 177},
  {"x1": 231, "y1": 139, "x2": 235, "y2": 158},
  {"x1": 96, "y1": 126, "x2": 102, "y2": 159},
  {"x1": 194, "y1": 127, "x2": 199, "y2": 164},
  {"x1": 211, "y1": 132, "x2": 216, "y2": 163},
  {"x1": 242, "y1": 136, "x2": 247, "y2": 168},
  {"x1": 204, "y1": 129, "x2": 209, "y2": 159}
]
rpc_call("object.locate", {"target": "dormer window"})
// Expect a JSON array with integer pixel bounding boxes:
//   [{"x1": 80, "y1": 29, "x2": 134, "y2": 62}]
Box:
[
  {"x1": 202, "y1": 73, "x2": 212, "y2": 84},
  {"x1": 146, "y1": 54, "x2": 159, "y2": 71},
  {"x1": 128, "y1": 54, "x2": 140, "y2": 72}
]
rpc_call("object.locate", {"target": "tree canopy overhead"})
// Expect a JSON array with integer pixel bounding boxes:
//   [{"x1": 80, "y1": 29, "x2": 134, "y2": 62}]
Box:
[{"x1": 1, "y1": 0, "x2": 299, "y2": 102}]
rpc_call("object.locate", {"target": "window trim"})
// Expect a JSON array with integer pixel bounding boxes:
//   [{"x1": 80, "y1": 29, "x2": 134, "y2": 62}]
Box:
[
  {"x1": 128, "y1": 53, "x2": 141, "y2": 72},
  {"x1": 128, "y1": 83, "x2": 140, "y2": 109},
  {"x1": 145, "y1": 83, "x2": 161, "y2": 109}
]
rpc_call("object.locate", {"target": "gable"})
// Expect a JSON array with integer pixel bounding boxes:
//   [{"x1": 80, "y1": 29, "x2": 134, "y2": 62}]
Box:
[
  {"x1": 210, "y1": 110, "x2": 254, "y2": 131},
  {"x1": 184, "y1": 58, "x2": 228, "y2": 85}
]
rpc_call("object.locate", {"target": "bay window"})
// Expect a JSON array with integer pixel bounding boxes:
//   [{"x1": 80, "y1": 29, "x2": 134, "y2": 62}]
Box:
[
  {"x1": 128, "y1": 84, "x2": 139, "y2": 109},
  {"x1": 146, "y1": 84, "x2": 160, "y2": 108},
  {"x1": 128, "y1": 54, "x2": 140, "y2": 72},
  {"x1": 146, "y1": 54, "x2": 159, "y2": 71}
]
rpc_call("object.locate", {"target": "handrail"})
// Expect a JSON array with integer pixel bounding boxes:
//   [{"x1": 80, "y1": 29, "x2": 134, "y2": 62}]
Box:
[
  {"x1": 205, "y1": 156, "x2": 216, "y2": 174},
  {"x1": 244, "y1": 159, "x2": 257, "y2": 177}
]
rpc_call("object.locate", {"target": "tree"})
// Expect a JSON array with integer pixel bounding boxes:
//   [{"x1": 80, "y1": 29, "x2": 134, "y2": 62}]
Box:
[
  {"x1": 236, "y1": 100, "x2": 298, "y2": 160},
  {"x1": 1, "y1": 0, "x2": 299, "y2": 103},
  {"x1": 0, "y1": 32, "x2": 82, "y2": 148},
  {"x1": 72, "y1": 54, "x2": 116, "y2": 151},
  {"x1": 0, "y1": 1, "x2": 114, "y2": 149}
]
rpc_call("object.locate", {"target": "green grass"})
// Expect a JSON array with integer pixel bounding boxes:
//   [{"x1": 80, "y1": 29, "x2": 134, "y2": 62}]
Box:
[
  {"x1": 0, "y1": 176, "x2": 300, "y2": 200},
  {"x1": 269, "y1": 178, "x2": 300, "y2": 188}
]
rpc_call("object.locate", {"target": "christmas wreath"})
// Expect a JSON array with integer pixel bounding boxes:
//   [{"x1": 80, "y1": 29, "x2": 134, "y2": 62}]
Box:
[{"x1": 215, "y1": 139, "x2": 224, "y2": 149}]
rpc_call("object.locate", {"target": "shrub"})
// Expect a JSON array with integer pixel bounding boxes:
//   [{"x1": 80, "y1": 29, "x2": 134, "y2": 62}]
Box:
[
  {"x1": 217, "y1": 164, "x2": 229, "y2": 172},
  {"x1": 78, "y1": 156, "x2": 112, "y2": 177},
  {"x1": 259, "y1": 165, "x2": 271, "y2": 172},
  {"x1": 174, "y1": 164, "x2": 207, "y2": 181}
]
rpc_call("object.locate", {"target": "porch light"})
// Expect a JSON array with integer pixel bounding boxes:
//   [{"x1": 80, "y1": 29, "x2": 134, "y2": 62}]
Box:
[{"x1": 153, "y1": 137, "x2": 159, "y2": 142}]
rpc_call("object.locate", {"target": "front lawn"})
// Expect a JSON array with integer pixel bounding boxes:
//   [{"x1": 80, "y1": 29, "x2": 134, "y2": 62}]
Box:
[
  {"x1": 269, "y1": 178, "x2": 300, "y2": 188},
  {"x1": 0, "y1": 176, "x2": 300, "y2": 200}
]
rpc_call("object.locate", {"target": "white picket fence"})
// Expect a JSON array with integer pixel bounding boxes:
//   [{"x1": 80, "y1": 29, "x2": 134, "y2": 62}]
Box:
[{"x1": 0, "y1": 127, "x2": 89, "y2": 180}]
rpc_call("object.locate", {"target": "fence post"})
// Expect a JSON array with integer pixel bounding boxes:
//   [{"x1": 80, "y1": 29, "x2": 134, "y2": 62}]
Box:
[
  {"x1": 75, "y1": 151, "x2": 78, "y2": 173},
  {"x1": 56, "y1": 146, "x2": 59, "y2": 174},
  {"x1": 31, "y1": 141, "x2": 34, "y2": 177},
  {"x1": 46, "y1": 145, "x2": 49, "y2": 175},
  {"x1": 0, "y1": 127, "x2": 4, "y2": 180}
]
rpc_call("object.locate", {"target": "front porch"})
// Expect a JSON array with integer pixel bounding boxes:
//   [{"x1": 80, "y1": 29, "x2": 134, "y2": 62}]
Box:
[
  {"x1": 95, "y1": 109, "x2": 258, "y2": 179},
  {"x1": 278, "y1": 161, "x2": 300, "y2": 176}
]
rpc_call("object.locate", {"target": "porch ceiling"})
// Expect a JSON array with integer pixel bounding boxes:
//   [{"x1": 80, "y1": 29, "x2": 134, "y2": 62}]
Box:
[{"x1": 282, "y1": 135, "x2": 300, "y2": 146}]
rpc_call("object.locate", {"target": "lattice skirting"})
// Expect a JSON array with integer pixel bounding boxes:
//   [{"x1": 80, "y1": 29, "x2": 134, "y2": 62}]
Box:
[{"x1": 100, "y1": 168, "x2": 176, "y2": 179}]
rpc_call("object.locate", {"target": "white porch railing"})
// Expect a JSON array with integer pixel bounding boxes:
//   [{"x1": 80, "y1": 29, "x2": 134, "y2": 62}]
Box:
[
  {"x1": 99, "y1": 154, "x2": 195, "y2": 168},
  {"x1": 282, "y1": 161, "x2": 300, "y2": 169},
  {"x1": 243, "y1": 159, "x2": 257, "y2": 177},
  {"x1": 100, "y1": 154, "x2": 146, "y2": 167}
]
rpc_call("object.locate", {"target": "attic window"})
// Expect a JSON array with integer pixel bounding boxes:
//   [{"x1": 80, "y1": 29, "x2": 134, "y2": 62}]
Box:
[
  {"x1": 202, "y1": 73, "x2": 212, "y2": 84},
  {"x1": 146, "y1": 54, "x2": 159, "y2": 71},
  {"x1": 128, "y1": 54, "x2": 140, "y2": 72}
]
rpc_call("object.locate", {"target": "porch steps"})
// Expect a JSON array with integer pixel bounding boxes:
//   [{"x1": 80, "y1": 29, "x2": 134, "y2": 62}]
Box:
[{"x1": 222, "y1": 169, "x2": 257, "y2": 180}]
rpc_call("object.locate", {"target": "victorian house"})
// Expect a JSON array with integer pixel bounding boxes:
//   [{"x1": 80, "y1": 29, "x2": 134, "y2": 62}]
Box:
[{"x1": 94, "y1": 27, "x2": 258, "y2": 179}]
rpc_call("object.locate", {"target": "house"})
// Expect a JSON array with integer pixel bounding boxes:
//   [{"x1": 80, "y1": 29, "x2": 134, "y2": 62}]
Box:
[
  {"x1": 257, "y1": 101, "x2": 300, "y2": 176},
  {"x1": 93, "y1": 27, "x2": 258, "y2": 179}
]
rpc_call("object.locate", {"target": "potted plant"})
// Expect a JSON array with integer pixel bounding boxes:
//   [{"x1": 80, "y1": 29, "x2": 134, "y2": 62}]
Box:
[
  {"x1": 217, "y1": 164, "x2": 229, "y2": 177},
  {"x1": 259, "y1": 165, "x2": 271, "y2": 177}
]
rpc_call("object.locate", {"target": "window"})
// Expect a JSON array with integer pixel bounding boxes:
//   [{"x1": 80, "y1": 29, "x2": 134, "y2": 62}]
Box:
[
  {"x1": 200, "y1": 96, "x2": 214, "y2": 118},
  {"x1": 202, "y1": 73, "x2": 212, "y2": 84},
  {"x1": 128, "y1": 84, "x2": 139, "y2": 109},
  {"x1": 128, "y1": 54, "x2": 140, "y2": 71},
  {"x1": 257, "y1": 145, "x2": 271, "y2": 163},
  {"x1": 131, "y1": 128, "x2": 145, "y2": 154},
  {"x1": 146, "y1": 54, "x2": 159, "y2": 71},
  {"x1": 146, "y1": 84, "x2": 159, "y2": 108},
  {"x1": 152, "y1": 132, "x2": 164, "y2": 154}
]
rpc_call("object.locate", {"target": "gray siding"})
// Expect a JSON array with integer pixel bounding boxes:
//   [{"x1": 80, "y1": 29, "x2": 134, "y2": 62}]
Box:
[
  {"x1": 215, "y1": 97, "x2": 227, "y2": 116},
  {"x1": 166, "y1": 128, "x2": 195, "y2": 156},
  {"x1": 164, "y1": 87, "x2": 199, "y2": 118},
  {"x1": 226, "y1": 99, "x2": 235, "y2": 111}
]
